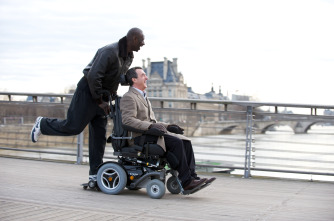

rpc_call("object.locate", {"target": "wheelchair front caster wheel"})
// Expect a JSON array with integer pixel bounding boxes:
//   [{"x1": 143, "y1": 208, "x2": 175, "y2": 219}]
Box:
[
  {"x1": 146, "y1": 179, "x2": 165, "y2": 199},
  {"x1": 166, "y1": 176, "x2": 181, "y2": 194}
]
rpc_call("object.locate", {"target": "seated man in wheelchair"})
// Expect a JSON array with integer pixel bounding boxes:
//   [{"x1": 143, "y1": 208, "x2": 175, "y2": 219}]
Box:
[{"x1": 120, "y1": 67, "x2": 215, "y2": 192}]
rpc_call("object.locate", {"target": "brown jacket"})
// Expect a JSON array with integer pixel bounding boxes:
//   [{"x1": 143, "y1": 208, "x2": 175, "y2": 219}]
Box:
[{"x1": 120, "y1": 87, "x2": 189, "y2": 151}]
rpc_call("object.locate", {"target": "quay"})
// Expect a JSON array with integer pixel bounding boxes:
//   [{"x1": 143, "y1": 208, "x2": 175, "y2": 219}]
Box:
[{"x1": 0, "y1": 157, "x2": 333, "y2": 221}]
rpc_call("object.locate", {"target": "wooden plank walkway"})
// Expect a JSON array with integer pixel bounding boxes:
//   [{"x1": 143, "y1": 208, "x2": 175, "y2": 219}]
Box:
[{"x1": 0, "y1": 157, "x2": 333, "y2": 221}]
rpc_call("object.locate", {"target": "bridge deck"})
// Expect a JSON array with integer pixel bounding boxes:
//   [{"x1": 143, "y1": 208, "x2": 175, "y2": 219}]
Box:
[{"x1": 1, "y1": 157, "x2": 333, "y2": 221}]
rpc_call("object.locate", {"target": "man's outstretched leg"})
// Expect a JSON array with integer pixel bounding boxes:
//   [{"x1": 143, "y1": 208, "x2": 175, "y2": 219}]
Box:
[{"x1": 30, "y1": 77, "x2": 96, "y2": 142}]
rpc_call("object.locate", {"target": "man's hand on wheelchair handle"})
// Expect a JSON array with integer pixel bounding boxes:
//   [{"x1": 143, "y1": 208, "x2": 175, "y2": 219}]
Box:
[
  {"x1": 167, "y1": 124, "x2": 184, "y2": 134},
  {"x1": 99, "y1": 101, "x2": 111, "y2": 116},
  {"x1": 149, "y1": 123, "x2": 167, "y2": 133}
]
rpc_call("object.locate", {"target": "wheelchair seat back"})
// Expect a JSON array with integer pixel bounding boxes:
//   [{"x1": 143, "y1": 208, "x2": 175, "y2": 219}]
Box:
[{"x1": 109, "y1": 96, "x2": 128, "y2": 152}]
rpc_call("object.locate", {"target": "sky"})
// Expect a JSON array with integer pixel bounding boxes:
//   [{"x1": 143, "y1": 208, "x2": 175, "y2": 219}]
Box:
[{"x1": 0, "y1": 0, "x2": 333, "y2": 105}]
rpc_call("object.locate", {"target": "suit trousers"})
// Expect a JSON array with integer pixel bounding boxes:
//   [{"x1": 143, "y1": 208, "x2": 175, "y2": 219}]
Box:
[
  {"x1": 40, "y1": 77, "x2": 107, "y2": 175},
  {"x1": 163, "y1": 134, "x2": 197, "y2": 187}
]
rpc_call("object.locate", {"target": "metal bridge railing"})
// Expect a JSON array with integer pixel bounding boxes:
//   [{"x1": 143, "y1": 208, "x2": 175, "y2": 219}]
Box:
[{"x1": 1, "y1": 92, "x2": 334, "y2": 180}]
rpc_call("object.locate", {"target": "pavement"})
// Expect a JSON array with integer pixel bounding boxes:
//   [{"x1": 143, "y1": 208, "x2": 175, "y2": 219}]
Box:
[{"x1": 0, "y1": 157, "x2": 334, "y2": 221}]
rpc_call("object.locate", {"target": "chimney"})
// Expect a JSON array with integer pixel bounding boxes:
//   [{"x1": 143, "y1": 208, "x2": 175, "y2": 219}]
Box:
[
  {"x1": 172, "y1": 58, "x2": 178, "y2": 76},
  {"x1": 147, "y1": 58, "x2": 151, "y2": 78},
  {"x1": 163, "y1": 57, "x2": 168, "y2": 80},
  {"x1": 219, "y1": 86, "x2": 223, "y2": 96}
]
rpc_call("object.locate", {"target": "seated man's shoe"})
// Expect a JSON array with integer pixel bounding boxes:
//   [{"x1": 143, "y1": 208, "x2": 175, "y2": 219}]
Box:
[
  {"x1": 192, "y1": 174, "x2": 201, "y2": 180},
  {"x1": 205, "y1": 177, "x2": 216, "y2": 184},
  {"x1": 193, "y1": 176, "x2": 216, "y2": 184},
  {"x1": 194, "y1": 177, "x2": 200, "y2": 180},
  {"x1": 31, "y1": 116, "x2": 43, "y2": 143},
  {"x1": 183, "y1": 178, "x2": 207, "y2": 191}
]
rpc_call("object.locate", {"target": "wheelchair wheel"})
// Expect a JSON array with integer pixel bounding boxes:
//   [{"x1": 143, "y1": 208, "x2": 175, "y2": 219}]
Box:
[
  {"x1": 146, "y1": 179, "x2": 165, "y2": 199},
  {"x1": 166, "y1": 176, "x2": 181, "y2": 194},
  {"x1": 97, "y1": 163, "x2": 127, "y2": 195}
]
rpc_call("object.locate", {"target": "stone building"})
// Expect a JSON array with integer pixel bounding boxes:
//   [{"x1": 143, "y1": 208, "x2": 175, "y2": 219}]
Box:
[
  {"x1": 142, "y1": 57, "x2": 227, "y2": 101},
  {"x1": 143, "y1": 57, "x2": 187, "y2": 101},
  {"x1": 141, "y1": 57, "x2": 227, "y2": 123},
  {"x1": 142, "y1": 57, "x2": 187, "y2": 123}
]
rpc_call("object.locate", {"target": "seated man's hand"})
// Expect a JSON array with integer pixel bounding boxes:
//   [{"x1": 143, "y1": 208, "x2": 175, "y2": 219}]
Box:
[
  {"x1": 167, "y1": 124, "x2": 184, "y2": 134},
  {"x1": 149, "y1": 123, "x2": 167, "y2": 133}
]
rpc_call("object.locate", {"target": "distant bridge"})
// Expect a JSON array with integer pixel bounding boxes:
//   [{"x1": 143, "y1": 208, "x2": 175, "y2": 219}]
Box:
[
  {"x1": 1, "y1": 91, "x2": 334, "y2": 136},
  {"x1": 191, "y1": 119, "x2": 328, "y2": 136}
]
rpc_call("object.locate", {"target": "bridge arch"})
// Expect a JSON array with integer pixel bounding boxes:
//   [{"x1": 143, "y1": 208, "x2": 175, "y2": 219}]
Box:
[
  {"x1": 305, "y1": 122, "x2": 320, "y2": 132},
  {"x1": 257, "y1": 122, "x2": 294, "y2": 134},
  {"x1": 219, "y1": 125, "x2": 238, "y2": 134},
  {"x1": 294, "y1": 121, "x2": 321, "y2": 134},
  {"x1": 260, "y1": 124, "x2": 276, "y2": 134}
]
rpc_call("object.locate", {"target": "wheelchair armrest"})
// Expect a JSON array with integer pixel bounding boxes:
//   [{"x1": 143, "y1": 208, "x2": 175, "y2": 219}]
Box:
[
  {"x1": 122, "y1": 124, "x2": 165, "y2": 137},
  {"x1": 143, "y1": 127, "x2": 165, "y2": 137},
  {"x1": 122, "y1": 124, "x2": 145, "y2": 134},
  {"x1": 134, "y1": 128, "x2": 165, "y2": 147}
]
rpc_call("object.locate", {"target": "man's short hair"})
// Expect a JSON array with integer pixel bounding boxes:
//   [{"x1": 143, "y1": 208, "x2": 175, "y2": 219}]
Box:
[
  {"x1": 127, "y1": 28, "x2": 143, "y2": 39},
  {"x1": 126, "y1": 67, "x2": 143, "y2": 86}
]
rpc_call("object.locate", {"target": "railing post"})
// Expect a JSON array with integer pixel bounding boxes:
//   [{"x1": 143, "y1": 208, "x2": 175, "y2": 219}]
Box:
[
  {"x1": 244, "y1": 106, "x2": 255, "y2": 178},
  {"x1": 76, "y1": 132, "x2": 84, "y2": 164}
]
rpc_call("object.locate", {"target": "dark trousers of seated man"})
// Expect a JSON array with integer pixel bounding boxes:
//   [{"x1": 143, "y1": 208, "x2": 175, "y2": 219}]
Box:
[
  {"x1": 163, "y1": 134, "x2": 197, "y2": 187},
  {"x1": 40, "y1": 77, "x2": 107, "y2": 175}
]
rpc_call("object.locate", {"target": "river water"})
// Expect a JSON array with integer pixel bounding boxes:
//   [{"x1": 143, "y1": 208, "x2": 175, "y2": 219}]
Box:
[
  {"x1": 2, "y1": 124, "x2": 333, "y2": 182},
  {"x1": 190, "y1": 125, "x2": 334, "y2": 182}
]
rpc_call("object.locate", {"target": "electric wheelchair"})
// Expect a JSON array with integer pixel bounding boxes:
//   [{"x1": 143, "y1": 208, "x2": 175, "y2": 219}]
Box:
[{"x1": 83, "y1": 95, "x2": 210, "y2": 199}]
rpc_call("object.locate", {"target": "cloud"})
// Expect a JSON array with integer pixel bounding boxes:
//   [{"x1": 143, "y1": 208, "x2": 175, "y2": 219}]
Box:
[{"x1": 0, "y1": 0, "x2": 334, "y2": 105}]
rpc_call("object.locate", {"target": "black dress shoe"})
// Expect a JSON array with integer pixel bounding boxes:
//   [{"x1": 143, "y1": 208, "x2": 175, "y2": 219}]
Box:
[
  {"x1": 205, "y1": 177, "x2": 216, "y2": 184},
  {"x1": 184, "y1": 178, "x2": 207, "y2": 191},
  {"x1": 193, "y1": 175, "x2": 201, "y2": 180},
  {"x1": 194, "y1": 176, "x2": 216, "y2": 183}
]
